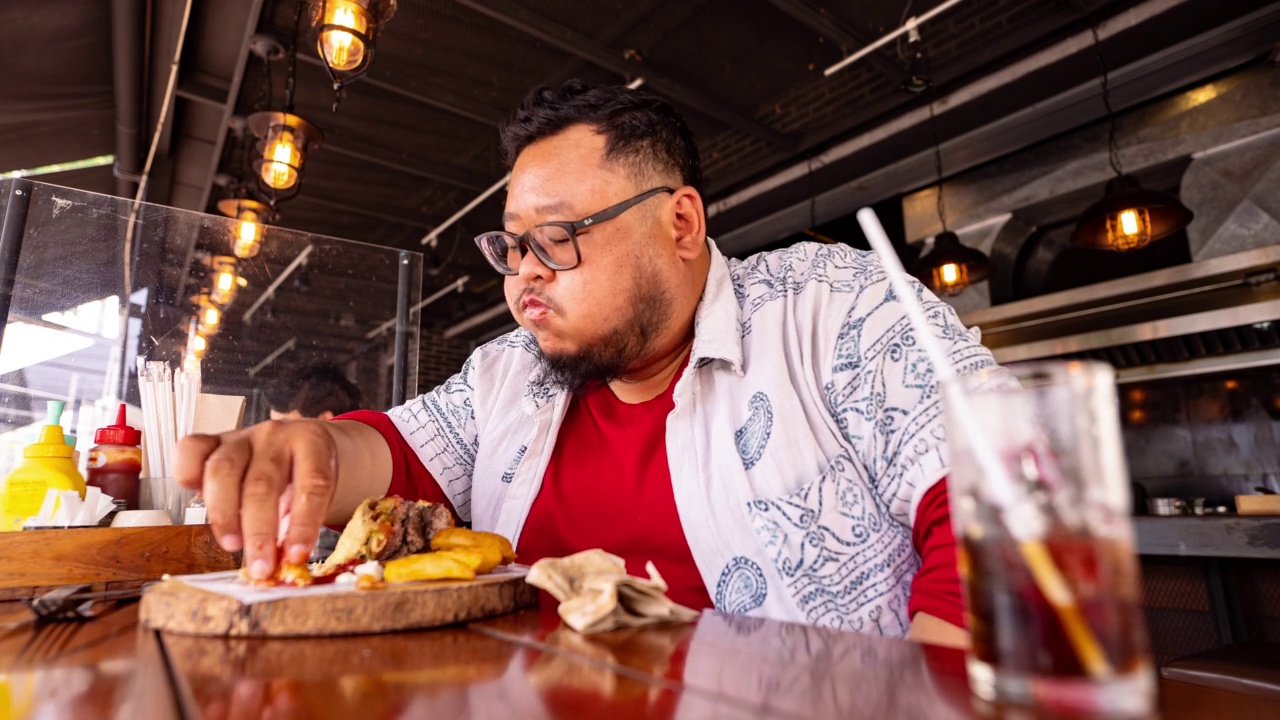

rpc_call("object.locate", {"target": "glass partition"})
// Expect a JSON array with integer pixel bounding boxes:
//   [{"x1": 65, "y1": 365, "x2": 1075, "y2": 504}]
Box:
[{"x1": 0, "y1": 179, "x2": 420, "y2": 477}]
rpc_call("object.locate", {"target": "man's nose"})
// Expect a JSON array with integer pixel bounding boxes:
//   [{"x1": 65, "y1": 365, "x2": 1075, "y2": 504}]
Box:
[{"x1": 516, "y1": 239, "x2": 555, "y2": 282}]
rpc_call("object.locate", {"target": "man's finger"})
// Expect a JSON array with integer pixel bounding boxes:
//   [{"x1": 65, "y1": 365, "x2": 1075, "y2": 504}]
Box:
[
  {"x1": 239, "y1": 424, "x2": 291, "y2": 580},
  {"x1": 283, "y1": 423, "x2": 338, "y2": 565},
  {"x1": 175, "y1": 434, "x2": 221, "y2": 491},
  {"x1": 201, "y1": 434, "x2": 251, "y2": 553}
]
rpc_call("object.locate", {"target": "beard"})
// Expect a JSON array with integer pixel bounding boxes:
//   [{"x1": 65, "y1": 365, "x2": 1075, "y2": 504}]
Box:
[{"x1": 531, "y1": 268, "x2": 674, "y2": 394}]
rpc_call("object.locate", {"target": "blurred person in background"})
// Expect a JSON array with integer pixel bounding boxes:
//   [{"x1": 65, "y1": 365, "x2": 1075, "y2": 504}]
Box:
[{"x1": 265, "y1": 362, "x2": 363, "y2": 421}]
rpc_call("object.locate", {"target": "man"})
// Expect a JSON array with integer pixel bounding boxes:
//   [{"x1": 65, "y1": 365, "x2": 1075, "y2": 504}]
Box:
[
  {"x1": 264, "y1": 362, "x2": 363, "y2": 421},
  {"x1": 178, "y1": 82, "x2": 1001, "y2": 647}
]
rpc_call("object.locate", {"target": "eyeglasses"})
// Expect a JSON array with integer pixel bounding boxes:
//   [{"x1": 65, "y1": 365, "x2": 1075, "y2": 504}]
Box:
[{"x1": 474, "y1": 187, "x2": 674, "y2": 275}]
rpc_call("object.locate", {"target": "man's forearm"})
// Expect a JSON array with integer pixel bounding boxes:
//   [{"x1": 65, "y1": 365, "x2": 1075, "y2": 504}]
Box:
[
  {"x1": 908, "y1": 612, "x2": 970, "y2": 649},
  {"x1": 323, "y1": 419, "x2": 394, "y2": 524}
]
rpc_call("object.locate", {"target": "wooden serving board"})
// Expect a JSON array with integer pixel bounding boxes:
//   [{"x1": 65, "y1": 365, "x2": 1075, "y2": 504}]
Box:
[{"x1": 139, "y1": 569, "x2": 538, "y2": 637}]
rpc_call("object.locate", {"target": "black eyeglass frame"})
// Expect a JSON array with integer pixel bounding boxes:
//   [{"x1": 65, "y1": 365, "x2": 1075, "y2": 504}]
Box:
[{"x1": 473, "y1": 186, "x2": 675, "y2": 275}]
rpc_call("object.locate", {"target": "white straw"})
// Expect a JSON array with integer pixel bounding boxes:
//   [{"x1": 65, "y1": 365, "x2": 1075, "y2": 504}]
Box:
[
  {"x1": 857, "y1": 208, "x2": 1115, "y2": 677},
  {"x1": 160, "y1": 363, "x2": 176, "y2": 477},
  {"x1": 855, "y1": 208, "x2": 1020, "y2": 518},
  {"x1": 137, "y1": 358, "x2": 160, "y2": 477}
]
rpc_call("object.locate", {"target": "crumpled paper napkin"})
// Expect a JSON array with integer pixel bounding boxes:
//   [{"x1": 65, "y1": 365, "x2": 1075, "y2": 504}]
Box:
[{"x1": 525, "y1": 549, "x2": 700, "y2": 634}]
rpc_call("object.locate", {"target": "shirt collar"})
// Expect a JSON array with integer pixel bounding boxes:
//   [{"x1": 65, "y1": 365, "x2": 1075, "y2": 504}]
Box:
[{"x1": 689, "y1": 238, "x2": 745, "y2": 376}]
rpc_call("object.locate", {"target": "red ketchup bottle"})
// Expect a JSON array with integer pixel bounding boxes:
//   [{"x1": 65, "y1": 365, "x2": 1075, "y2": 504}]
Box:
[{"x1": 86, "y1": 404, "x2": 143, "y2": 511}]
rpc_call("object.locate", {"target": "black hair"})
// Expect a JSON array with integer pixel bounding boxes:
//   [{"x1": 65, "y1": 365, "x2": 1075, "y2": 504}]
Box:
[
  {"x1": 265, "y1": 362, "x2": 362, "y2": 418},
  {"x1": 499, "y1": 80, "x2": 703, "y2": 192}
]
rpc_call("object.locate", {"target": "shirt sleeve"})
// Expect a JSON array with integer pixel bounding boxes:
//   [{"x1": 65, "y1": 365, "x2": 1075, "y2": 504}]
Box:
[
  {"x1": 907, "y1": 478, "x2": 966, "y2": 629},
  {"x1": 333, "y1": 410, "x2": 455, "y2": 517},
  {"x1": 382, "y1": 355, "x2": 481, "y2": 522},
  {"x1": 826, "y1": 266, "x2": 1000, "y2": 527}
]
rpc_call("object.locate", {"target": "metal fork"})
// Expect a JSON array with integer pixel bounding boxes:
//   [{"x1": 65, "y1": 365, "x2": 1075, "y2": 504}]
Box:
[{"x1": 24, "y1": 584, "x2": 145, "y2": 622}]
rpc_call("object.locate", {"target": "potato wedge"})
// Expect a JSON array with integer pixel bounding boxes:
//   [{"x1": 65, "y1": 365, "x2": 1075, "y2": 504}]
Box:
[
  {"x1": 383, "y1": 552, "x2": 477, "y2": 584},
  {"x1": 431, "y1": 528, "x2": 516, "y2": 565}
]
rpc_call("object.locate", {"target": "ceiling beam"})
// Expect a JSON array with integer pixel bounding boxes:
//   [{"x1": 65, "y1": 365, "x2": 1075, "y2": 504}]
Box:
[
  {"x1": 453, "y1": 0, "x2": 794, "y2": 152},
  {"x1": 443, "y1": 302, "x2": 510, "y2": 338},
  {"x1": 297, "y1": 54, "x2": 505, "y2": 128},
  {"x1": 710, "y1": 0, "x2": 1277, "y2": 255},
  {"x1": 192, "y1": 0, "x2": 266, "y2": 213},
  {"x1": 287, "y1": 193, "x2": 439, "y2": 229},
  {"x1": 764, "y1": 0, "x2": 905, "y2": 82},
  {"x1": 324, "y1": 140, "x2": 489, "y2": 191},
  {"x1": 175, "y1": 76, "x2": 229, "y2": 109}
]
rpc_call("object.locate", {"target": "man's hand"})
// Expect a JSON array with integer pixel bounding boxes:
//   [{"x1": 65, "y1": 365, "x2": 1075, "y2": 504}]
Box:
[
  {"x1": 176, "y1": 419, "x2": 339, "y2": 581},
  {"x1": 175, "y1": 418, "x2": 393, "y2": 579}
]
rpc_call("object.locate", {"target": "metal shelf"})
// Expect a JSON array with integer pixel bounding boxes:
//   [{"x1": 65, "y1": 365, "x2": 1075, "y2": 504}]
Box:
[{"x1": 1135, "y1": 516, "x2": 1280, "y2": 559}]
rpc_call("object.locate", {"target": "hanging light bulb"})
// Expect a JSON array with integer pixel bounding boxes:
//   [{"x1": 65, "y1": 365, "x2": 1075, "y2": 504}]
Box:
[
  {"x1": 915, "y1": 231, "x2": 990, "y2": 296},
  {"x1": 186, "y1": 318, "x2": 210, "y2": 360},
  {"x1": 312, "y1": 0, "x2": 396, "y2": 96},
  {"x1": 209, "y1": 255, "x2": 243, "y2": 307},
  {"x1": 1071, "y1": 175, "x2": 1192, "y2": 252},
  {"x1": 319, "y1": 0, "x2": 368, "y2": 71},
  {"x1": 236, "y1": 219, "x2": 263, "y2": 257},
  {"x1": 247, "y1": 111, "x2": 323, "y2": 199},
  {"x1": 261, "y1": 125, "x2": 301, "y2": 189},
  {"x1": 193, "y1": 292, "x2": 222, "y2": 337},
  {"x1": 217, "y1": 198, "x2": 272, "y2": 259},
  {"x1": 1072, "y1": 27, "x2": 1193, "y2": 251}
]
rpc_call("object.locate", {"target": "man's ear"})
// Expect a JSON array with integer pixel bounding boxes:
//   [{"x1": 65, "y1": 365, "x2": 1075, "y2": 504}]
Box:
[
  {"x1": 669, "y1": 186, "x2": 707, "y2": 260},
  {"x1": 317, "y1": 410, "x2": 335, "y2": 421}
]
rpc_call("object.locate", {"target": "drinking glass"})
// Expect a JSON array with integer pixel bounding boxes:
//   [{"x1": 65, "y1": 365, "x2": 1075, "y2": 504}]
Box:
[{"x1": 944, "y1": 361, "x2": 1154, "y2": 716}]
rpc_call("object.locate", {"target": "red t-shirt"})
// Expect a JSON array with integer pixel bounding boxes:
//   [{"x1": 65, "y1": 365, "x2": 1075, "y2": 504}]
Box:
[
  {"x1": 339, "y1": 395, "x2": 963, "y2": 627},
  {"x1": 516, "y1": 369, "x2": 714, "y2": 609}
]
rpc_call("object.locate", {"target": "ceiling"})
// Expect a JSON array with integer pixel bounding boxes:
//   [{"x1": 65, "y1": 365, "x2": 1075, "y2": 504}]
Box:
[{"x1": 4, "y1": 0, "x2": 1279, "y2": 345}]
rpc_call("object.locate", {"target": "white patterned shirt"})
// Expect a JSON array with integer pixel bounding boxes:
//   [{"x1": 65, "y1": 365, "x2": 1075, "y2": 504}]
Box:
[{"x1": 388, "y1": 239, "x2": 999, "y2": 636}]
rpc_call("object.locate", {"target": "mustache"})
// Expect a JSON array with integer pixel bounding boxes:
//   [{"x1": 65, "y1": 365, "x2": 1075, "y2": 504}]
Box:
[{"x1": 516, "y1": 288, "x2": 558, "y2": 312}]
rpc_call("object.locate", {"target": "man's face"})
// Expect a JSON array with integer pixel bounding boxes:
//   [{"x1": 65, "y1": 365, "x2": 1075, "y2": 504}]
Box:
[{"x1": 501, "y1": 125, "x2": 675, "y2": 390}]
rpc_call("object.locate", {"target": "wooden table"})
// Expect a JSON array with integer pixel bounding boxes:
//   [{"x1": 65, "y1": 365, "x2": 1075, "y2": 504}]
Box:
[{"x1": 3, "y1": 601, "x2": 1278, "y2": 719}]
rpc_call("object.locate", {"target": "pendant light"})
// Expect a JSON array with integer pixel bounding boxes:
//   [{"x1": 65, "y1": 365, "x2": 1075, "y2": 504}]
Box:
[
  {"x1": 311, "y1": 0, "x2": 396, "y2": 100},
  {"x1": 248, "y1": 111, "x2": 323, "y2": 199},
  {"x1": 217, "y1": 197, "x2": 273, "y2": 259},
  {"x1": 1071, "y1": 27, "x2": 1193, "y2": 251},
  {"x1": 194, "y1": 292, "x2": 223, "y2": 337},
  {"x1": 249, "y1": 3, "x2": 324, "y2": 201},
  {"x1": 901, "y1": 19, "x2": 931, "y2": 94},
  {"x1": 209, "y1": 255, "x2": 248, "y2": 307},
  {"x1": 187, "y1": 318, "x2": 209, "y2": 361},
  {"x1": 914, "y1": 102, "x2": 990, "y2": 296}
]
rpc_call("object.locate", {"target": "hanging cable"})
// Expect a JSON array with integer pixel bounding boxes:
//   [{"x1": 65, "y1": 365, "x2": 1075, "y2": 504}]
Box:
[
  {"x1": 927, "y1": 99, "x2": 947, "y2": 232},
  {"x1": 1091, "y1": 26, "x2": 1124, "y2": 177},
  {"x1": 118, "y1": 0, "x2": 194, "y2": 398}
]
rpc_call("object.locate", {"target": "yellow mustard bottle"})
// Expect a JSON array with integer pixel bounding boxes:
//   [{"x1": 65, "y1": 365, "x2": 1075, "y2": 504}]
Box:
[{"x1": 0, "y1": 402, "x2": 85, "y2": 532}]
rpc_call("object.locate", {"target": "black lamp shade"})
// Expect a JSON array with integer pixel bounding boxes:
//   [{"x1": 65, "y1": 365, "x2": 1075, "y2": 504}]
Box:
[
  {"x1": 903, "y1": 45, "x2": 931, "y2": 94},
  {"x1": 914, "y1": 231, "x2": 990, "y2": 296},
  {"x1": 1071, "y1": 175, "x2": 1194, "y2": 251}
]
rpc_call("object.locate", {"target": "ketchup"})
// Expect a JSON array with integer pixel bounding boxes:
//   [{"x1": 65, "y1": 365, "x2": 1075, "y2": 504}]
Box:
[{"x1": 86, "y1": 404, "x2": 143, "y2": 510}]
